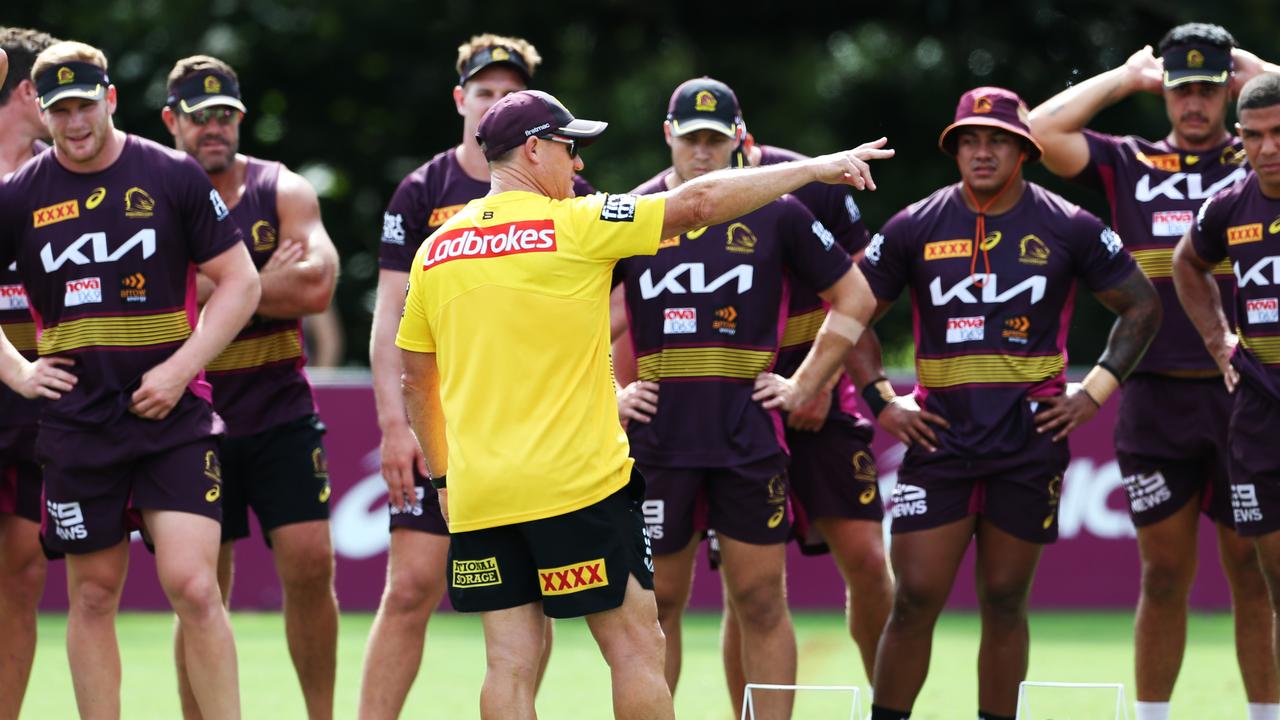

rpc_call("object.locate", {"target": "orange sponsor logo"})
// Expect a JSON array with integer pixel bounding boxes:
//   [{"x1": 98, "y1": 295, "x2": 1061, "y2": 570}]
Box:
[
  {"x1": 1137, "y1": 153, "x2": 1181, "y2": 172},
  {"x1": 32, "y1": 199, "x2": 79, "y2": 228},
  {"x1": 1228, "y1": 223, "x2": 1264, "y2": 245},
  {"x1": 428, "y1": 204, "x2": 465, "y2": 227},
  {"x1": 539, "y1": 558, "x2": 608, "y2": 596},
  {"x1": 923, "y1": 239, "x2": 972, "y2": 261},
  {"x1": 973, "y1": 95, "x2": 993, "y2": 114}
]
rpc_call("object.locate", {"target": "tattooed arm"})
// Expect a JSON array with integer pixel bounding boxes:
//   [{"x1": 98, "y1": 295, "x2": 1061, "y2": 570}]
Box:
[
  {"x1": 1034, "y1": 268, "x2": 1162, "y2": 440},
  {"x1": 1027, "y1": 46, "x2": 1165, "y2": 178}
]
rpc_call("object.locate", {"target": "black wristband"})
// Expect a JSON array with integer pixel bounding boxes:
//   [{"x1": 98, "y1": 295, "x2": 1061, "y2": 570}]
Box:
[
  {"x1": 429, "y1": 474, "x2": 447, "y2": 490},
  {"x1": 860, "y1": 377, "x2": 893, "y2": 417}
]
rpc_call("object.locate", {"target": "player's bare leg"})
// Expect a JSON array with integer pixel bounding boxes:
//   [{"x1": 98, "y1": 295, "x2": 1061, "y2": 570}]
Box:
[
  {"x1": 0, "y1": 515, "x2": 45, "y2": 720},
  {"x1": 585, "y1": 574, "x2": 674, "y2": 720},
  {"x1": 873, "y1": 516, "x2": 975, "y2": 712},
  {"x1": 974, "y1": 518, "x2": 1043, "y2": 717},
  {"x1": 720, "y1": 594, "x2": 747, "y2": 716},
  {"x1": 1218, "y1": 523, "x2": 1280, "y2": 702},
  {"x1": 149, "y1": 510, "x2": 240, "y2": 720},
  {"x1": 358, "y1": 529, "x2": 448, "y2": 719},
  {"x1": 1132, "y1": 499, "x2": 1199, "y2": 701},
  {"x1": 65, "y1": 540, "x2": 130, "y2": 720},
  {"x1": 1251, "y1": 532, "x2": 1280, "y2": 666},
  {"x1": 816, "y1": 516, "x2": 893, "y2": 678},
  {"x1": 652, "y1": 535, "x2": 699, "y2": 692},
  {"x1": 176, "y1": 543, "x2": 233, "y2": 720},
  {"x1": 719, "y1": 535, "x2": 796, "y2": 720},
  {"x1": 479, "y1": 601, "x2": 545, "y2": 720},
  {"x1": 270, "y1": 520, "x2": 338, "y2": 720}
]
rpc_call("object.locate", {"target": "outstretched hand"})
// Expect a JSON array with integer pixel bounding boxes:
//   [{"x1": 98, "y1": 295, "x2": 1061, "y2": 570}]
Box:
[{"x1": 812, "y1": 138, "x2": 895, "y2": 191}]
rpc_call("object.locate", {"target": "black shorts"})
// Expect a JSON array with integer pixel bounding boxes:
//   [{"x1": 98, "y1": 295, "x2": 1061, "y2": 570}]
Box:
[
  {"x1": 387, "y1": 467, "x2": 449, "y2": 536},
  {"x1": 447, "y1": 469, "x2": 655, "y2": 618},
  {"x1": 220, "y1": 414, "x2": 332, "y2": 546}
]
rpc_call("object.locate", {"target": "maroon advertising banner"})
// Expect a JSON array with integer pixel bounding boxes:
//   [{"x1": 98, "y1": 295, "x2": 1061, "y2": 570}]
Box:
[{"x1": 39, "y1": 377, "x2": 1232, "y2": 611}]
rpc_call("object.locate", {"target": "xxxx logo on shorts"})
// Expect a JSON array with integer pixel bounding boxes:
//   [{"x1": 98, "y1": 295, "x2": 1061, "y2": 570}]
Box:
[
  {"x1": 539, "y1": 558, "x2": 608, "y2": 596},
  {"x1": 453, "y1": 557, "x2": 503, "y2": 588}
]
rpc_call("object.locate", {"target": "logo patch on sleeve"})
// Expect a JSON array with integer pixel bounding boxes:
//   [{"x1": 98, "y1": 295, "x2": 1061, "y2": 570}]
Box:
[
  {"x1": 600, "y1": 194, "x2": 638, "y2": 222},
  {"x1": 811, "y1": 220, "x2": 835, "y2": 250},
  {"x1": 208, "y1": 189, "x2": 230, "y2": 221},
  {"x1": 539, "y1": 558, "x2": 608, "y2": 595},
  {"x1": 381, "y1": 212, "x2": 406, "y2": 245}
]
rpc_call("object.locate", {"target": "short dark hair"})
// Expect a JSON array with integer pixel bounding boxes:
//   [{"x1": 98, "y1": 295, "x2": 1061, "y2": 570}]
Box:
[
  {"x1": 0, "y1": 27, "x2": 59, "y2": 106},
  {"x1": 1158, "y1": 23, "x2": 1236, "y2": 54},
  {"x1": 1238, "y1": 73, "x2": 1280, "y2": 115}
]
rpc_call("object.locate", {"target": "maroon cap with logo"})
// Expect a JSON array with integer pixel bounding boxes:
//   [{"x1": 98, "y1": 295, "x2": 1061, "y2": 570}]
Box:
[
  {"x1": 475, "y1": 90, "x2": 607, "y2": 162},
  {"x1": 938, "y1": 86, "x2": 1042, "y2": 163}
]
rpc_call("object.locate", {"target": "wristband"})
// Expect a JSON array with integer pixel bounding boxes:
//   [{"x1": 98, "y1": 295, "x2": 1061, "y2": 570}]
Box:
[
  {"x1": 1081, "y1": 364, "x2": 1121, "y2": 408},
  {"x1": 429, "y1": 474, "x2": 447, "y2": 490},
  {"x1": 860, "y1": 377, "x2": 896, "y2": 417},
  {"x1": 820, "y1": 308, "x2": 866, "y2": 344}
]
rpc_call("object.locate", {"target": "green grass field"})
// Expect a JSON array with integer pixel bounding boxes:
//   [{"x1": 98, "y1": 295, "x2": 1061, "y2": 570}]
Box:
[{"x1": 20, "y1": 610, "x2": 1246, "y2": 718}]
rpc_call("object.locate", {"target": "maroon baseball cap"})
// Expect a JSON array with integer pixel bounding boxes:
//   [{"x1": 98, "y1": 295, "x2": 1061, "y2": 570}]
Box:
[
  {"x1": 938, "y1": 86, "x2": 1042, "y2": 163},
  {"x1": 475, "y1": 90, "x2": 607, "y2": 161}
]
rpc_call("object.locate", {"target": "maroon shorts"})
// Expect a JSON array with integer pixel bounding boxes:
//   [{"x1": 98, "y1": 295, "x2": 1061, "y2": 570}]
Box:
[
  {"x1": 387, "y1": 466, "x2": 449, "y2": 536},
  {"x1": 1227, "y1": 381, "x2": 1280, "y2": 537},
  {"x1": 0, "y1": 424, "x2": 40, "y2": 523},
  {"x1": 784, "y1": 413, "x2": 883, "y2": 555},
  {"x1": 40, "y1": 434, "x2": 222, "y2": 556},
  {"x1": 1114, "y1": 374, "x2": 1232, "y2": 527},
  {"x1": 891, "y1": 431, "x2": 1069, "y2": 544},
  {"x1": 637, "y1": 454, "x2": 790, "y2": 555}
]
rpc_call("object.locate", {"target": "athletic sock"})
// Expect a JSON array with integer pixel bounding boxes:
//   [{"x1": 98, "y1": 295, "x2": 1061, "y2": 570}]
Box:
[
  {"x1": 869, "y1": 704, "x2": 911, "y2": 720},
  {"x1": 977, "y1": 712, "x2": 1014, "y2": 720},
  {"x1": 1134, "y1": 701, "x2": 1170, "y2": 720},
  {"x1": 1249, "y1": 702, "x2": 1280, "y2": 720}
]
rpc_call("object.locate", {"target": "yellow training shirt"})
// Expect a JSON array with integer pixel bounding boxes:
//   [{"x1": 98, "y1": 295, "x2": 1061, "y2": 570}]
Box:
[{"x1": 397, "y1": 190, "x2": 665, "y2": 532}]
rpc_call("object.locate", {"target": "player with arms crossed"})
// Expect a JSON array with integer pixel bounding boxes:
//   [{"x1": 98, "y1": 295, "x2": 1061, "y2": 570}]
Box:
[
  {"x1": 0, "y1": 41, "x2": 259, "y2": 719},
  {"x1": 1029, "y1": 25, "x2": 1280, "y2": 718},
  {"x1": 396, "y1": 89, "x2": 889, "y2": 719},
  {"x1": 1175, "y1": 75, "x2": 1280, "y2": 709},
  {"x1": 851, "y1": 88, "x2": 1160, "y2": 720},
  {"x1": 361, "y1": 34, "x2": 594, "y2": 718},
  {"x1": 0, "y1": 26, "x2": 57, "y2": 720},
  {"x1": 161, "y1": 55, "x2": 341, "y2": 720}
]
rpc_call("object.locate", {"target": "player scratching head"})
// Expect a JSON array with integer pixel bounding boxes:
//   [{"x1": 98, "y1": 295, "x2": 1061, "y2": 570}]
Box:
[
  {"x1": 939, "y1": 87, "x2": 1043, "y2": 281},
  {"x1": 454, "y1": 34, "x2": 541, "y2": 142},
  {"x1": 162, "y1": 55, "x2": 246, "y2": 175},
  {"x1": 1158, "y1": 23, "x2": 1236, "y2": 147},
  {"x1": 31, "y1": 40, "x2": 119, "y2": 169},
  {"x1": 664, "y1": 77, "x2": 748, "y2": 184},
  {"x1": 1237, "y1": 73, "x2": 1280, "y2": 196}
]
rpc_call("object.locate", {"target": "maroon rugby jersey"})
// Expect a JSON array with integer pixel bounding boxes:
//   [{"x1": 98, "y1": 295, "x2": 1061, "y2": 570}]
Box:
[
  {"x1": 205, "y1": 157, "x2": 316, "y2": 437},
  {"x1": 1190, "y1": 172, "x2": 1280, "y2": 401},
  {"x1": 380, "y1": 147, "x2": 594, "y2": 272},
  {"x1": 859, "y1": 183, "x2": 1137, "y2": 458},
  {"x1": 620, "y1": 174, "x2": 852, "y2": 467},
  {"x1": 1075, "y1": 131, "x2": 1246, "y2": 372},
  {"x1": 0, "y1": 144, "x2": 50, "y2": 442},
  {"x1": 0, "y1": 135, "x2": 241, "y2": 452}
]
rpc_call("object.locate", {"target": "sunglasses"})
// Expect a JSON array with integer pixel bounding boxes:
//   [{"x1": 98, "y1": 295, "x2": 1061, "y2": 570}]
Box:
[
  {"x1": 540, "y1": 135, "x2": 578, "y2": 158},
  {"x1": 183, "y1": 107, "x2": 243, "y2": 126}
]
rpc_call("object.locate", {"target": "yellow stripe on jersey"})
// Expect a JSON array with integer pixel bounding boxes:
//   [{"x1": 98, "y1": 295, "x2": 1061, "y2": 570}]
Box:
[
  {"x1": 779, "y1": 308, "x2": 825, "y2": 348},
  {"x1": 636, "y1": 346, "x2": 776, "y2": 381},
  {"x1": 1241, "y1": 335, "x2": 1280, "y2": 365},
  {"x1": 1131, "y1": 248, "x2": 1233, "y2": 279},
  {"x1": 1, "y1": 321, "x2": 37, "y2": 353},
  {"x1": 916, "y1": 352, "x2": 1065, "y2": 389},
  {"x1": 38, "y1": 311, "x2": 190, "y2": 355},
  {"x1": 207, "y1": 328, "x2": 303, "y2": 373}
]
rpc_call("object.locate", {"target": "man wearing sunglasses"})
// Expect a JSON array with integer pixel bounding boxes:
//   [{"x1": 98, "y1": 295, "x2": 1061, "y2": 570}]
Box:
[
  {"x1": 0, "y1": 39, "x2": 259, "y2": 719},
  {"x1": 395, "y1": 87, "x2": 891, "y2": 719},
  {"x1": 161, "y1": 54, "x2": 340, "y2": 720},
  {"x1": 362, "y1": 34, "x2": 594, "y2": 718}
]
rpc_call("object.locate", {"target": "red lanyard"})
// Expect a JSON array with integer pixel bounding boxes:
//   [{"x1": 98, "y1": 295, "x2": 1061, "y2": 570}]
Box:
[{"x1": 961, "y1": 154, "x2": 1024, "y2": 288}]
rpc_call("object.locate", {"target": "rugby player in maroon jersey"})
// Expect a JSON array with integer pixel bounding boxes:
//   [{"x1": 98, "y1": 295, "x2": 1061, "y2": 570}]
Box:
[
  {"x1": 361, "y1": 34, "x2": 590, "y2": 718},
  {"x1": 0, "y1": 40, "x2": 260, "y2": 719},
  {"x1": 161, "y1": 55, "x2": 341, "y2": 720},
  {"x1": 1176, "y1": 76, "x2": 1280, "y2": 720},
  {"x1": 846, "y1": 88, "x2": 1159, "y2": 720},
  {"x1": 0, "y1": 25, "x2": 57, "y2": 720},
  {"x1": 1030, "y1": 24, "x2": 1280, "y2": 720}
]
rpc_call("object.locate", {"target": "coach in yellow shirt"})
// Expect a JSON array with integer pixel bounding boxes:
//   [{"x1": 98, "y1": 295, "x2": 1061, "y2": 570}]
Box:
[{"x1": 395, "y1": 89, "x2": 890, "y2": 719}]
